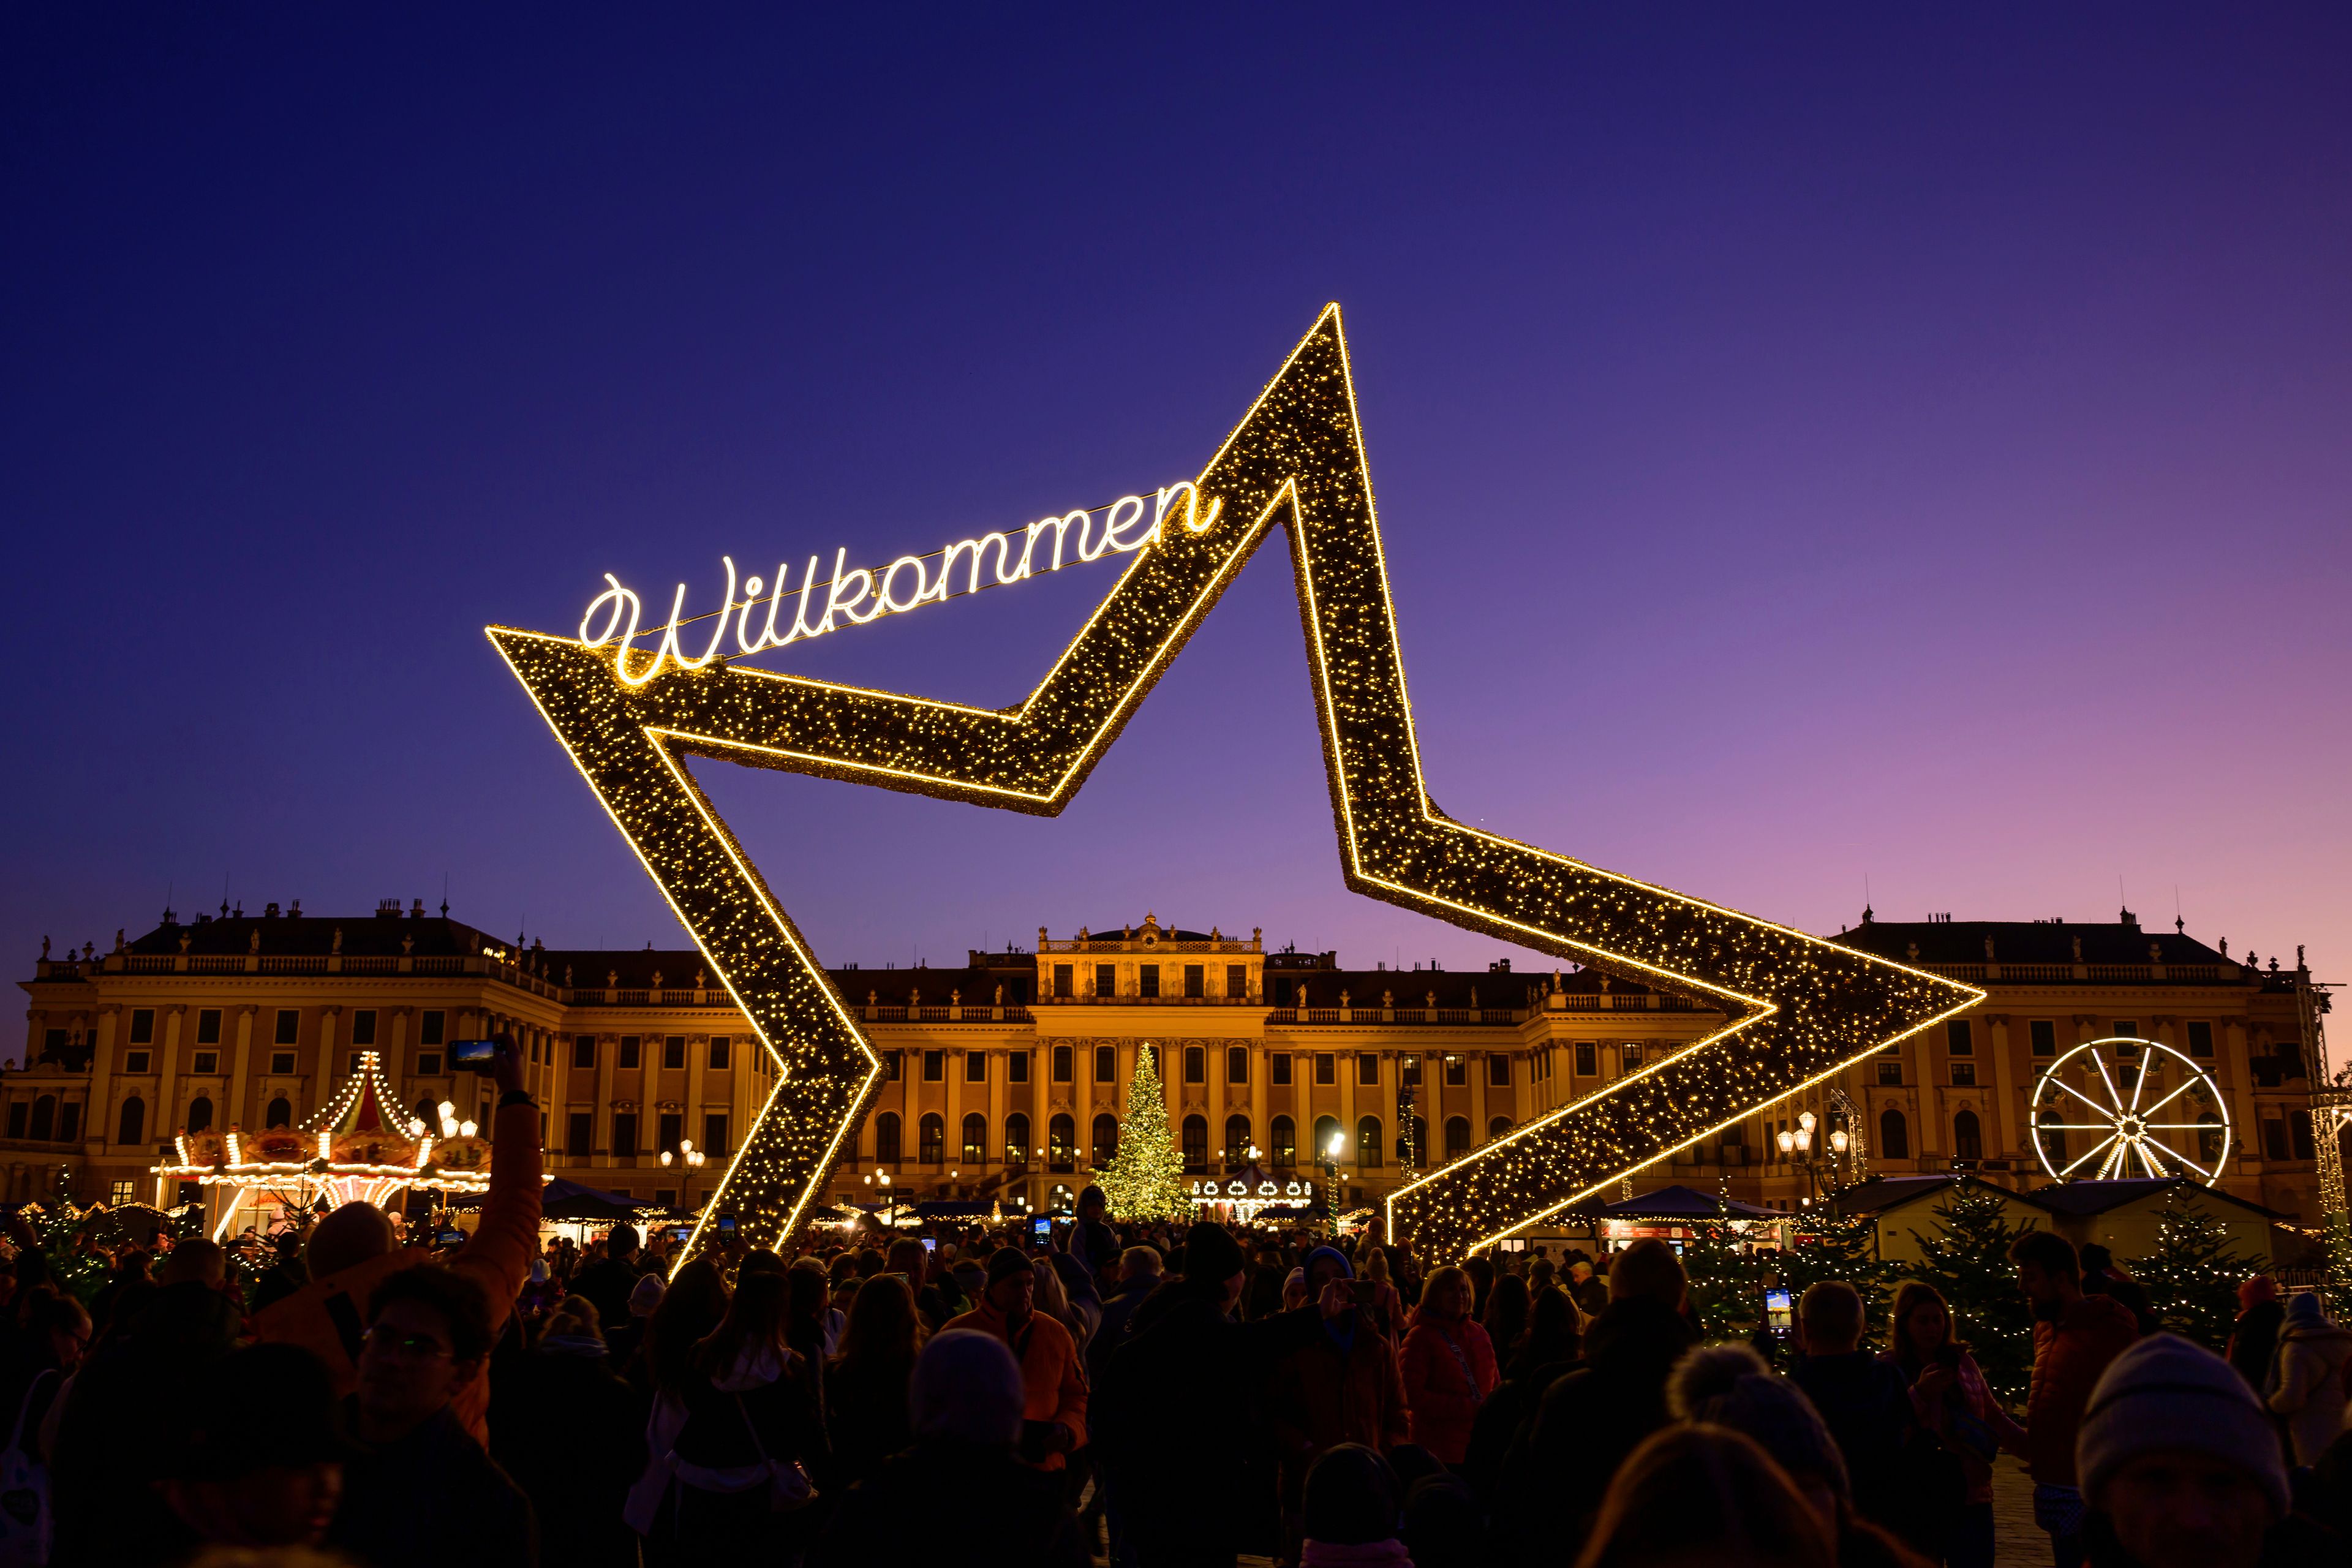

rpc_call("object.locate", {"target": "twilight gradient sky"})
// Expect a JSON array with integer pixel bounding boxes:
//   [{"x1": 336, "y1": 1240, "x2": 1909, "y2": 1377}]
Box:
[{"x1": 6, "y1": 7, "x2": 2348, "y2": 983}]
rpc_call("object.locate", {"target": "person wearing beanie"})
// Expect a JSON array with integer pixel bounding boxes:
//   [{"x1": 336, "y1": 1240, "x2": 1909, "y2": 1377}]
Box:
[
  {"x1": 2010, "y1": 1229, "x2": 2139, "y2": 1567},
  {"x1": 2225, "y1": 1276, "x2": 2285, "y2": 1395},
  {"x1": 1072, "y1": 1185, "x2": 1121, "y2": 1281},
  {"x1": 811, "y1": 1330, "x2": 1087, "y2": 1568},
  {"x1": 1271, "y1": 1242, "x2": 1409, "y2": 1556},
  {"x1": 1093, "y1": 1222, "x2": 1354, "y2": 1566},
  {"x1": 943, "y1": 1246, "x2": 1087, "y2": 1471},
  {"x1": 2265, "y1": 1291, "x2": 2352, "y2": 1465},
  {"x1": 2074, "y1": 1333, "x2": 2299, "y2": 1568}
]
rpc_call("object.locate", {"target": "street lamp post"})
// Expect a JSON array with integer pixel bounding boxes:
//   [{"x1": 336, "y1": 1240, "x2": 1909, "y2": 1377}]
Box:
[
  {"x1": 1774, "y1": 1110, "x2": 1851, "y2": 1203},
  {"x1": 659, "y1": 1138, "x2": 709, "y2": 1212},
  {"x1": 1322, "y1": 1131, "x2": 1348, "y2": 1228}
]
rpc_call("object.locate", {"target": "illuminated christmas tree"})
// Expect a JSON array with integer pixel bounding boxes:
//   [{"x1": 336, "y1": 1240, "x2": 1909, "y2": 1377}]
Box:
[
  {"x1": 2130, "y1": 1189, "x2": 2260, "y2": 1351},
  {"x1": 1680, "y1": 1185, "x2": 1767, "y2": 1341},
  {"x1": 1907, "y1": 1182, "x2": 2041, "y2": 1404},
  {"x1": 1098, "y1": 1048, "x2": 1189, "y2": 1222}
]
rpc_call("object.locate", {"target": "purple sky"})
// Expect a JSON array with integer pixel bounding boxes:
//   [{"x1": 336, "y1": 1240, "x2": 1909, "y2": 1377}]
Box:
[{"x1": 7, "y1": 7, "x2": 2348, "y2": 983}]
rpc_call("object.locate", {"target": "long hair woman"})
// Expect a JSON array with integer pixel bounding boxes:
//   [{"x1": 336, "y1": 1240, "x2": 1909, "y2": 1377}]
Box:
[
  {"x1": 1398, "y1": 1265, "x2": 1499, "y2": 1465},
  {"x1": 827, "y1": 1273, "x2": 925, "y2": 1488},
  {"x1": 1884, "y1": 1280, "x2": 2017, "y2": 1568},
  {"x1": 1576, "y1": 1423, "x2": 1836, "y2": 1568}
]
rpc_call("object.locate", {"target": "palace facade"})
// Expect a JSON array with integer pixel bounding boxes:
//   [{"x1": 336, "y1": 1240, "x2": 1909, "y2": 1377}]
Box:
[{"x1": 13, "y1": 902, "x2": 2332, "y2": 1235}]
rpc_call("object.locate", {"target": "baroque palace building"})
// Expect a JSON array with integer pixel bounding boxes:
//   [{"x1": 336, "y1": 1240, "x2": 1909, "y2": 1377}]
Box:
[{"x1": 12, "y1": 902, "x2": 2332, "y2": 1234}]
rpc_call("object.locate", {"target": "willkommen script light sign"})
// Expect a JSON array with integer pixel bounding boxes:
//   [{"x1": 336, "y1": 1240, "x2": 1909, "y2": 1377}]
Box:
[{"x1": 491, "y1": 305, "x2": 1979, "y2": 1263}]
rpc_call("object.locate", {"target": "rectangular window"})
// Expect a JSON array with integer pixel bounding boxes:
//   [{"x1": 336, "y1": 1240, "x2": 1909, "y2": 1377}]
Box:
[
  {"x1": 619, "y1": 1035, "x2": 641, "y2": 1069},
  {"x1": 270, "y1": 1051, "x2": 296, "y2": 1074},
  {"x1": 124, "y1": 1051, "x2": 150, "y2": 1074},
  {"x1": 192, "y1": 1051, "x2": 219, "y2": 1075},
  {"x1": 1621, "y1": 1043, "x2": 1643, "y2": 1071},
  {"x1": 1227, "y1": 965, "x2": 1247, "y2": 1000},
  {"x1": 1053, "y1": 963, "x2": 1073, "y2": 998},
  {"x1": 965, "y1": 1051, "x2": 986, "y2": 1084},
  {"x1": 923, "y1": 1050, "x2": 944, "y2": 1082},
  {"x1": 1272, "y1": 1054, "x2": 1293, "y2": 1086},
  {"x1": 1052, "y1": 1045, "x2": 1074, "y2": 1082},
  {"x1": 1183, "y1": 1046, "x2": 1206, "y2": 1084},
  {"x1": 2187, "y1": 1021, "x2": 2214, "y2": 1058},
  {"x1": 1947, "y1": 1020, "x2": 1973, "y2": 1056},
  {"x1": 612, "y1": 1113, "x2": 639, "y2": 1157},
  {"x1": 573, "y1": 1035, "x2": 597, "y2": 1069},
  {"x1": 271, "y1": 1009, "x2": 299, "y2": 1046},
  {"x1": 129, "y1": 1009, "x2": 155, "y2": 1044},
  {"x1": 567, "y1": 1112, "x2": 592, "y2": 1155},
  {"x1": 1139, "y1": 965, "x2": 1160, "y2": 998},
  {"x1": 1315, "y1": 1054, "x2": 1336, "y2": 1086},
  {"x1": 1400, "y1": 1054, "x2": 1420, "y2": 1085},
  {"x1": 1095, "y1": 1044, "x2": 1115, "y2": 1080},
  {"x1": 708, "y1": 1036, "x2": 729, "y2": 1070},
  {"x1": 1096, "y1": 963, "x2": 1117, "y2": 998},
  {"x1": 1229, "y1": 1046, "x2": 1250, "y2": 1083},
  {"x1": 657, "y1": 1112, "x2": 683, "y2": 1154},
  {"x1": 1184, "y1": 965, "x2": 1204, "y2": 999},
  {"x1": 108, "y1": 1180, "x2": 134, "y2": 1207},
  {"x1": 1357, "y1": 1053, "x2": 1378, "y2": 1087},
  {"x1": 4, "y1": 1104, "x2": 21, "y2": 1140},
  {"x1": 415, "y1": 1054, "x2": 442, "y2": 1076},
  {"x1": 663, "y1": 1036, "x2": 686, "y2": 1071},
  {"x1": 197, "y1": 1009, "x2": 222, "y2": 1046},
  {"x1": 1008, "y1": 1050, "x2": 1029, "y2": 1084},
  {"x1": 704, "y1": 1114, "x2": 729, "y2": 1156},
  {"x1": 2030, "y1": 1020, "x2": 2057, "y2": 1057},
  {"x1": 1878, "y1": 1059, "x2": 1902, "y2": 1086},
  {"x1": 352, "y1": 1009, "x2": 377, "y2": 1046},
  {"x1": 2113, "y1": 1020, "x2": 2139, "y2": 1041},
  {"x1": 420, "y1": 1011, "x2": 445, "y2": 1047},
  {"x1": 2261, "y1": 1119, "x2": 2288, "y2": 1161},
  {"x1": 1574, "y1": 1042, "x2": 1597, "y2": 1076},
  {"x1": 1951, "y1": 1061, "x2": 1977, "y2": 1085},
  {"x1": 1488, "y1": 1053, "x2": 1512, "y2": 1087},
  {"x1": 58, "y1": 1104, "x2": 78, "y2": 1144},
  {"x1": 1445, "y1": 1056, "x2": 1468, "y2": 1086}
]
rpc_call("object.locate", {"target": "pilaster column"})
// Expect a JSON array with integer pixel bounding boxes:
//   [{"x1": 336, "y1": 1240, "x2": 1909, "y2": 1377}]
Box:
[
  {"x1": 228, "y1": 1007, "x2": 256, "y2": 1133},
  {"x1": 88, "y1": 1008, "x2": 116, "y2": 1155},
  {"x1": 988, "y1": 1047, "x2": 1008, "y2": 1171},
  {"x1": 686, "y1": 1031, "x2": 708, "y2": 1161},
  {"x1": 1987, "y1": 1017, "x2": 2018, "y2": 1156}
]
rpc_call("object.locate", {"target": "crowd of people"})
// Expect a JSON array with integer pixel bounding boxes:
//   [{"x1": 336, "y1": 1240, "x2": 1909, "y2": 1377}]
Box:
[{"x1": 0, "y1": 1039, "x2": 2344, "y2": 1568}]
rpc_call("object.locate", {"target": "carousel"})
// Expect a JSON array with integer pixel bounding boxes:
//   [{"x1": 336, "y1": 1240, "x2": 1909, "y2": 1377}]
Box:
[
  {"x1": 1188, "y1": 1156, "x2": 1315, "y2": 1224},
  {"x1": 151, "y1": 1049, "x2": 495, "y2": 1240}
]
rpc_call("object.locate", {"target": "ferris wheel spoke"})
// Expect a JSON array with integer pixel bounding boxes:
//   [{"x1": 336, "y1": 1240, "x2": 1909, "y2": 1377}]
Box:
[
  {"x1": 2136, "y1": 1079, "x2": 2197, "y2": 1120},
  {"x1": 2134, "y1": 1139, "x2": 2171, "y2": 1178},
  {"x1": 2090, "y1": 1053, "x2": 2126, "y2": 1116},
  {"x1": 2060, "y1": 1134, "x2": 2119, "y2": 1177},
  {"x1": 2142, "y1": 1123, "x2": 2208, "y2": 1131},
  {"x1": 2051, "y1": 1079, "x2": 2120, "y2": 1121},
  {"x1": 2171, "y1": 1145, "x2": 2217, "y2": 1182}
]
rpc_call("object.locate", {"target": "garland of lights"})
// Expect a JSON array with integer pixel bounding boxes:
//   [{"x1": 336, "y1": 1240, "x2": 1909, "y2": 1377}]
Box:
[{"x1": 490, "y1": 305, "x2": 1977, "y2": 1262}]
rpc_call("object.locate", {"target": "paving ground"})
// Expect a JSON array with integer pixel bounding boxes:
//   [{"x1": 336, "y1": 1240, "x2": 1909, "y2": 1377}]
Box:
[{"x1": 1991, "y1": 1455, "x2": 2049, "y2": 1567}]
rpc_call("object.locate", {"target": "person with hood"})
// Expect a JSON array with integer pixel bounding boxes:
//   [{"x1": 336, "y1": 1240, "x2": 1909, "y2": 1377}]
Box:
[
  {"x1": 2075, "y1": 1333, "x2": 2321, "y2": 1568},
  {"x1": 1495, "y1": 1237, "x2": 1697, "y2": 1551},
  {"x1": 571, "y1": 1224, "x2": 654, "y2": 1331},
  {"x1": 810, "y1": 1329, "x2": 1087, "y2": 1568},
  {"x1": 1096, "y1": 1222, "x2": 1351, "y2": 1567},
  {"x1": 249, "y1": 1034, "x2": 541, "y2": 1446},
  {"x1": 1398, "y1": 1265, "x2": 1499, "y2": 1466},
  {"x1": 2225, "y1": 1276, "x2": 2285, "y2": 1395},
  {"x1": 2264, "y1": 1290, "x2": 2352, "y2": 1466},
  {"x1": 491, "y1": 1297, "x2": 644, "y2": 1568},
  {"x1": 1297, "y1": 1443, "x2": 1408, "y2": 1568},
  {"x1": 2009, "y1": 1229, "x2": 2139, "y2": 1568},
  {"x1": 1272, "y1": 1243, "x2": 1409, "y2": 1552},
  {"x1": 944, "y1": 1247, "x2": 1087, "y2": 1471}
]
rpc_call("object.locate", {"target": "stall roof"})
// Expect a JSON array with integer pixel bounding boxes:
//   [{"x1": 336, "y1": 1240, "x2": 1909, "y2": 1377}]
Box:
[{"x1": 1572, "y1": 1185, "x2": 1782, "y2": 1221}]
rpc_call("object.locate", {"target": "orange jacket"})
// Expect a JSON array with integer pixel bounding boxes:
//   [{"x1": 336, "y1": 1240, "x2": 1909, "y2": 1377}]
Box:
[
  {"x1": 2024, "y1": 1292, "x2": 2139, "y2": 1486},
  {"x1": 944, "y1": 1299, "x2": 1088, "y2": 1468},
  {"x1": 251, "y1": 1098, "x2": 543, "y2": 1445}
]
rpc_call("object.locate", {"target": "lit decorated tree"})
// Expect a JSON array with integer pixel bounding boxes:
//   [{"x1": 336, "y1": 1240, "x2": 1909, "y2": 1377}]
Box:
[
  {"x1": 1098, "y1": 1048, "x2": 1189, "y2": 1222},
  {"x1": 1907, "y1": 1182, "x2": 2041, "y2": 1405},
  {"x1": 2130, "y1": 1190, "x2": 2261, "y2": 1351},
  {"x1": 1680, "y1": 1186, "x2": 1767, "y2": 1341},
  {"x1": 1776, "y1": 1204, "x2": 1899, "y2": 1340}
]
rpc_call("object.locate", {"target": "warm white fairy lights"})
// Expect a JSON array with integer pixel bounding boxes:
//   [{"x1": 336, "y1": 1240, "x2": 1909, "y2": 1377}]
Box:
[
  {"x1": 2030, "y1": 1036, "x2": 2232, "y2": 1184},
  {"x1": 492, "y1": 303, "x2": 1975, "y2": 1264}
]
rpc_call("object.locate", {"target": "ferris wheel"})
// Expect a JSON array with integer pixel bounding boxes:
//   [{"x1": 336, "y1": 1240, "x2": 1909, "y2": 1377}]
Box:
[{"x1": 2029, "y1": 1036, "x2": 2231, "y2": 1185}]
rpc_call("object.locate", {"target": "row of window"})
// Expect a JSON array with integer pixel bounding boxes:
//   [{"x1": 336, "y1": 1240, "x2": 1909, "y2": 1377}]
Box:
[
  {"x1": 562, "y1": 1110, "x2": 729, "y2": 1159},
  {"x1": 883, "y1": 1044, "x2": 1521, "y2": 1088},
  {"x1": 124, "y1": 1006, "x2": 418, "y2": 1049},
  {"x1": 868, "y1": 1109, "x2": 1525, "y2": 1172},
  {"x1": 110, "y1": 1025, "x2": 737, "y2": 1080},
  {"x1": 1937, "y1": 1019, "x2": 2216, "y2": 1058},
  {"x1": 1048, "y1": 963, "x2": 1251, "y2": 1000}
]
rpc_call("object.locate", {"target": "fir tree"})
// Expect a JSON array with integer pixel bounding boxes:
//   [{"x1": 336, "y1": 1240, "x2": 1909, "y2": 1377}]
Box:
[
  {"x1": 1908, "y1": 1182, "x2": 2041, "y2": 1405},
  {"x1": 2128, "y1": 1190, "x2": 2261, "y2": 1351},
  {"x1": 1098, "y1": 1048, "x2": 1191, "y2": 1223},
  {"x1": 1776, "y1": 1204, "x2": 1901, "y2": 1340},
  {"x1": 1680, "y1": 1188, "x2": 1766, "y2": 1341}
]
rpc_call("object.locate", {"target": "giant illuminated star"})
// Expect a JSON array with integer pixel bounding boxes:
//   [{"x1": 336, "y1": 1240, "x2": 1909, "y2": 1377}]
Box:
[{"x1": 490, "y1": 306, "x2": 1980, "y2": 1261}]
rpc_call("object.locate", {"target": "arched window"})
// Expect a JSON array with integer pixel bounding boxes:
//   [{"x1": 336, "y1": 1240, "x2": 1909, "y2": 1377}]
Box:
[
  {"x1": 1091, "y1": 1113, "x2": 1117, "y2": 1167},
  {"x1": 1488, "y1": 1115, "x2": 1513, "y2": 1140},
  {"x1": 1880, "y1": 1107, "x2": 1909, "y2": 1161},
  {"x1": 1953, "y1": 1109, "x2": 1982, "y2": 1161},
  {"x1": 875, "y1": 1110, "x2": 902, "y2": 1164},
  {"x1": 1312, "y1": 1115, "x2": 1341, "y2": 1167},
  {"x1": 1224, "y1": 1114, "x2": 1251, "y2": 1165},
  {"x1": 28, "y1": 1096, "x2": 55, "y2": 1143},
  {"x1": 961, "y1": 1112, "x2": 986, "y2": 1165},
  {"x1": 117, "y1": 1095, "x2": 145, "y2": 1147},
  {"x1": 1357, "y1": 1115, "x2": 1383, "y2": 1168},
  {"x1": 1445, "y1": 1116, "x2": 1472, "y2": 1159},
  {"x1": 1049, "y1": 1114, "x2": 1076, "y2": 1171},
  {"x1": 1270, "y1": 1115, "x2": 1295, "y2": 1169},
  {"x1": 2037, "y1": 1112, "x2": 2066, "y2": 1171},
  {"x1": 1182, "y1": 1114, "x2": 1208, "y2": 1174},
  {"x1": 184, "y1": 1095, "x2": 212, "y2": 1134},
  {"x1": 918, "y1": 1113, "x2": 945, "y2": 1164},
  {"x1": 265, "y1": 1096, "x2": 292, "y2": 1129},
  {"x1": 1004, "y1": 1112, "x2": 1030, "y2": 1165},
  {"x1": 2198, "y1": 1112, "x2": 2225, "y2": 1165}
]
